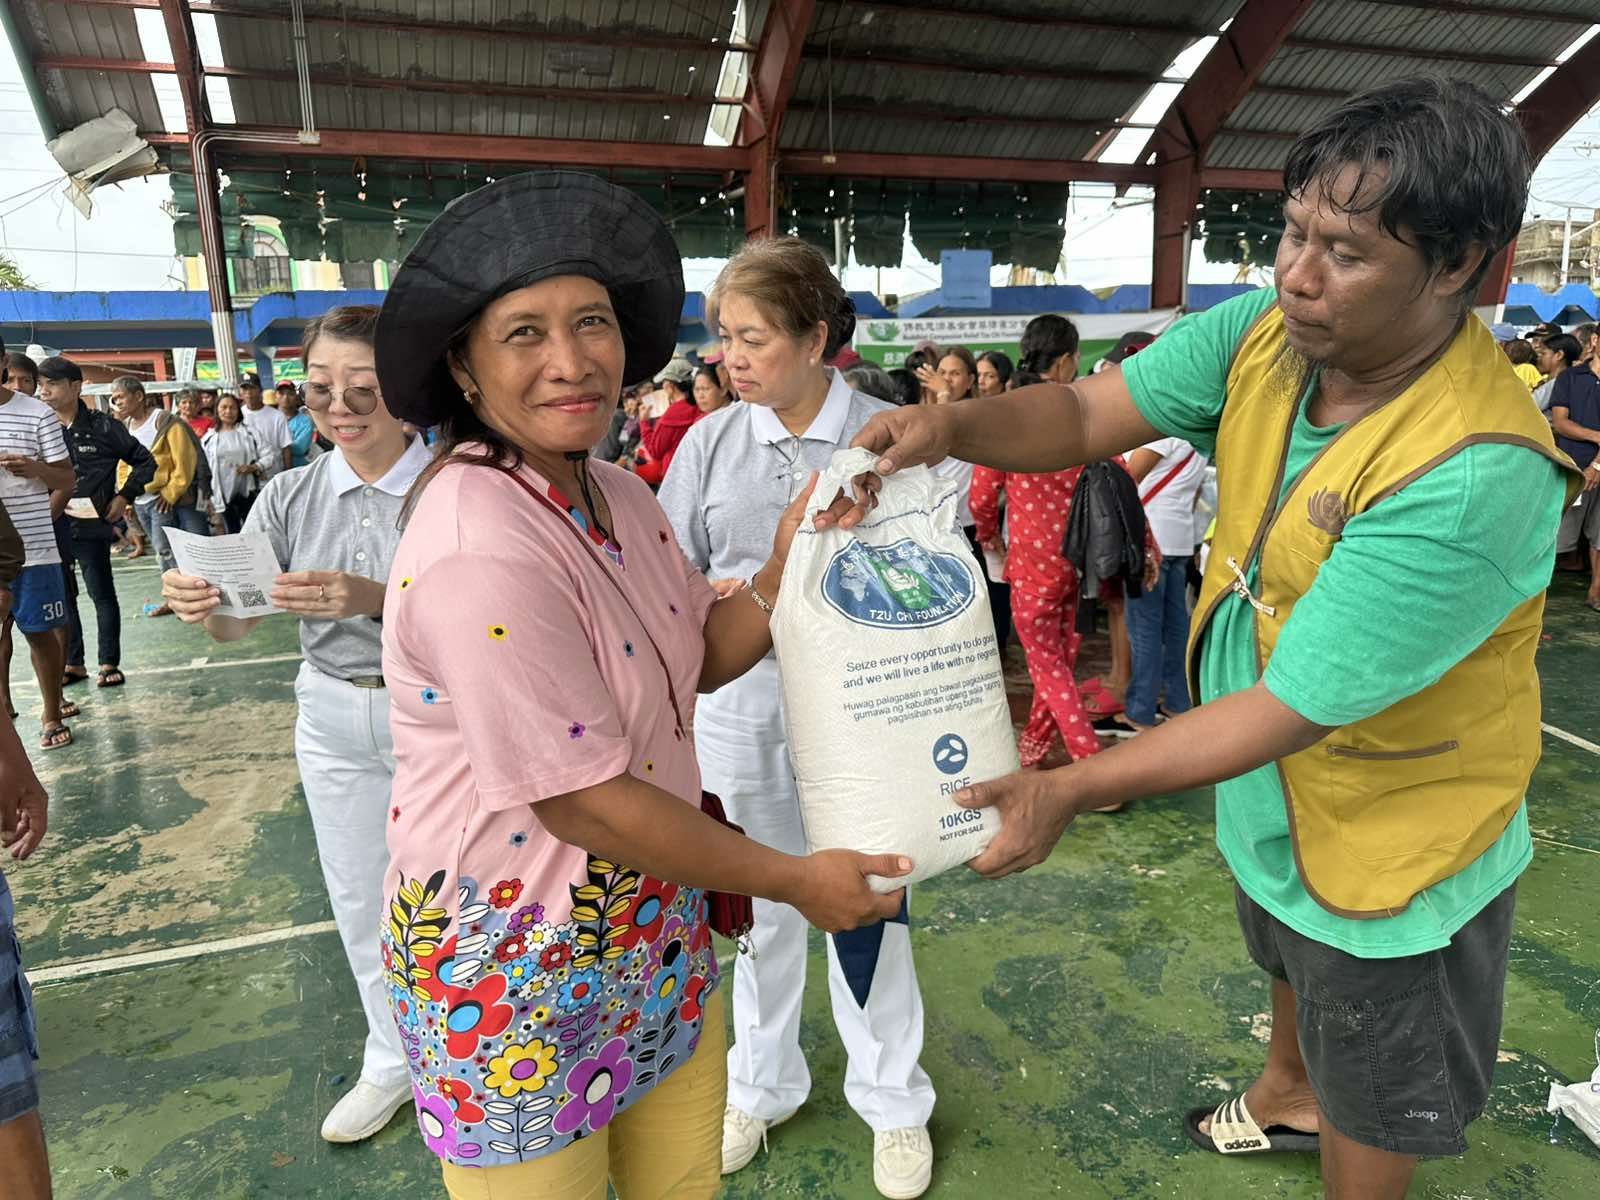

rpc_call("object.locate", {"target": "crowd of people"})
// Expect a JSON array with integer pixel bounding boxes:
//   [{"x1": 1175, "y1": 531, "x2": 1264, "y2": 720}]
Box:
[
  {"x1": 1500, "y1": 322, "x2": 1600, "y2": 607},
  {"x1": 0, "y1": 75, "x2": 1593, "y2": 1200}
]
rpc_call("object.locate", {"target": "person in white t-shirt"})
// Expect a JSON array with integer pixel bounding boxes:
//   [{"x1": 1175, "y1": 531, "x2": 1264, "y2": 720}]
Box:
[
  {"x1": 0, "y1": 359, "x2": 76, "y2": 750},
  {"x1": 1121, "y1": 436, "x2": 1208, "y2": 732},
  {"x1": 239, "y1": 373, "x2": 293, "y2": 478}
]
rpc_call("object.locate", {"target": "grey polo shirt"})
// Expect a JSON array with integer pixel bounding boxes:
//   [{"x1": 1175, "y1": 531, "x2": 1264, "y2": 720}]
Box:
[
  {"x1": 244, "y1": 437, "x2": 433, "y2": 679},
  {"x1": 659, "y1": 368, "x2": 891, "y2": 587}
]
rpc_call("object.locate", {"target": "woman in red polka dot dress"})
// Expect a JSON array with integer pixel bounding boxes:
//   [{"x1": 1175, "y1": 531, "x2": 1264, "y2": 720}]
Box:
[
  {"x1": 970, "y1": 318, "x2": 1103, "y2": 767},
  {"x1": 971, "y1": 451, "x2": 1100, "y2": 765}
]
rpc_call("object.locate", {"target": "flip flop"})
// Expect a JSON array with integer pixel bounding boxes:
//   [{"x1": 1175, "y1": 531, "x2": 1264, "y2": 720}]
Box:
[
  {"x1": 1184, "y1": 1094, "x2": 1320, "y2": 1156},
  {"x1": 59, "y1": 700, "x2": 81, "y2": 719},
  {"x1": 97, "y1": 668, "x2": 125, "y2": 689},
  {"x1": 62, "y1": 668, "x2": 90, "y2": 687},
  {"x1": 39, "y1": 721, "x2": 73, "y2": 751}
]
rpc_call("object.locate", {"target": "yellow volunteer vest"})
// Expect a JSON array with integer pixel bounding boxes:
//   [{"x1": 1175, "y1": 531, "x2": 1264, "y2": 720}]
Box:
[{"x1": 1189, "y1": 305, "x2": 1582, "y2": 918}]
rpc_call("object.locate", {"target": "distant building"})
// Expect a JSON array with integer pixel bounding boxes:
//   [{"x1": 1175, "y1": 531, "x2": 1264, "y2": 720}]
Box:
[
  {"x1": 179, "y1": 219, "x2": 390, "y2": 300},
  {"x1": 1512, "y1": 211, "x2": 1600, "y2": 290}
]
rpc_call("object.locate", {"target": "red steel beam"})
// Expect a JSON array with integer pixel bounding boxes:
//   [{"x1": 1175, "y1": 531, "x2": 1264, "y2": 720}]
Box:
[
  {"x1": 146, "y1": 130, "x2": 1277, "y2": 194},
  {"x1": 845, "y1": 0, "x2": 1214, "y2": 38},
  {"x1": 1200, "y1": 168, "x2": 1285, "y2": 192},
  {"x1": 1478, "y1": 25, "x2": 1600, "y2": 306},
  {"x1": 780, "y1": 151, "x2": 1155, "y2": 187},
  {"x1": 51, "y1": 0, "x2": 755, "y2": 55},
  {"x1": 1147, "y1": 0, "x2": 1315, "y2": 308},
  {"x1": 158, "y1": 0, "x2": 208, "y2": 130},
  {"x1": 785, "y1": 100, "x2": 1302, "y2": 140},
  {"x1": 1359, "y1": 0, "x2": 1597, "y2": 23},
  {"x1": 1283, "y1": 36, "x2": 1555, "y2": 69},
  {"x1": 800, "y1": 48, "x2": 1177, "y2": 89},
  {"x1": 741, "y1": 1, "x2": 815, "y2": 237},
  {"x1": 148, "y1": 127, "x2": 751, "y2": 174},
  {"x1": 35, "y1": 56, "x2": 744, "y2": 110},
  {"x1": 740, "y1": 0, "x2": 814, "y2": 145}
]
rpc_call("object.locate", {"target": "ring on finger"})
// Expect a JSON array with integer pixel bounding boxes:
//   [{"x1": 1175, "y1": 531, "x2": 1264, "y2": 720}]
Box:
[{"x1": 318, "y1": 584, "x2": 327, "y2": 602}]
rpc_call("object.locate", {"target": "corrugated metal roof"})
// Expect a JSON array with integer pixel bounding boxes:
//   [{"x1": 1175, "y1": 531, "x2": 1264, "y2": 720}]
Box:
[
  {"x1": 12, "y1": 0, "x2": 1600, "y2": 182},
  {"x1": 1207, "y1": 0, "x2": 1595, "y2": 171},
  {"x1": 781, "y1": 0, "x2": 1240, "y2": 159}
]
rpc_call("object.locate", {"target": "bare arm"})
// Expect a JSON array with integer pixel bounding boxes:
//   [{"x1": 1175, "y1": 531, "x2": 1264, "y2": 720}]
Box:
[
  {"x1": 698, "y1": 557, "x2": 782, "y2": 693},
  {"x1": 537, "y1": 773, "x2": 909, "y2": 932},
  {"x1": 1124, "y1": 446, "x2": 1162, "y2": 484},
  {"x1": 955, "y1": 682, "x2": 1331, "y2": 877},
  {"x1": 36, "y1": 456, "x2": 75, "y2": 495},
  {"x1": 821, "y1": 367, "x2": 1159, "y2": 529},
  {"x1": 1550, "y1": 405, "x2": 1600, "y2": 445},
  {"x1": 696, "y1": 474, "x2": 814, "y2": 693},
  {"x1": 0, "y1": 455, "x2": 75, "y2": 495}
]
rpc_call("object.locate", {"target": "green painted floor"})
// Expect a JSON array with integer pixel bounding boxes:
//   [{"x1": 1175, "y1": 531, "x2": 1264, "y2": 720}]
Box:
[{"x1": 5, "y1": 558, "x2": 1599, "y2": 1199}]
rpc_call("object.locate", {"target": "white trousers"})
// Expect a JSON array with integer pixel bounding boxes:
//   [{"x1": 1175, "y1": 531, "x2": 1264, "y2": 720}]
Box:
[
  {"x1": 695, "y1": 658, "x2": 935, "y2": 1132},
  {"x1": 293, "y1": 662, "x2": 409, "y2": 1089}
]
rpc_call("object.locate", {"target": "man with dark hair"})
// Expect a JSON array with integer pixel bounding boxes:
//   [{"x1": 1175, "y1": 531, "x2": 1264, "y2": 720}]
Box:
[
  {"x1": 37, "y1": 357, "x2": 155, "y2": 687},
  {"x1": 0, "y1": 339, "x2": 76, "y2": 749},
  {"x1": 239, "y1": 371, "x2": 292, "y2": 477},
  {"x1": 2, "y1": 354, "x2": 37, "y2": 398},
  {"x1": 1548, "y1": 330, "x2": 1600, "y2": 605},
  {"x1": 115, "y1": 376, "x2": 210, "y2": 612},
  {"x1": 835, "y1": 77, "x2": 1581, "y2": 1198}
]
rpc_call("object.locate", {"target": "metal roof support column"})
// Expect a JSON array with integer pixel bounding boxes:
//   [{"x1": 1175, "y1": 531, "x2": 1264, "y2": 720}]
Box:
[
  {"x1": 193, "y1": 132, "x2": 240, "y2": 388},
  {"x1": 745, "y1": 138, "x2": 774, "y2": 239},
  {"x1": 1152, "y1": 158, "x2": 1197, "y2": 312},
  {"x1": 1146, "y1": 0, "x2": 1315, "y2": 308},
  {"x1": 1477, "y1": 29, "x2": 1600, "y2": 309},
  {"x1": 160, "y1": 1, "x2": 239, "y2": 386},
  {"x1": 739, "y1": 0, "x2": 814, "y2": 241}
]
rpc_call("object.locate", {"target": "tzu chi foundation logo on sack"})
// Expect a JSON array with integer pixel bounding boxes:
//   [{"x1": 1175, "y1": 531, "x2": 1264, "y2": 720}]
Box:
[
  {"x1": 932, "y1": 733, "x2": 969, "y2": 775},
  {"x1": 820, "y1": 538, "x2": 977, "y2": 630}
]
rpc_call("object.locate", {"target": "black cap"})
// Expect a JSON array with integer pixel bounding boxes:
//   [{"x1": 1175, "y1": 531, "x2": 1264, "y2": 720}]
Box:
[
  {"x1": 376, "y1": 171, "x2": 685, "y2": 426},
  {"x1": 239, "y1": 371, "x2": 262, "y2": 389},
  {"x1": 1102, "y1": 331, "x2": 1156, "y2": 365},
  {"x1": 1527, "y1": 321, "x2": 1562, "y2": 340},
  {"x1": 35, "y1": 356, "x2": 83, "y2": 383}
]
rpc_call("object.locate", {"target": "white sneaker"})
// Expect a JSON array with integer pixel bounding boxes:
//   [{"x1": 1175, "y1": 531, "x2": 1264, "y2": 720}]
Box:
[
  {"x1": 873, "y1": 1126, "x2": 933, "y2": 1199},
  {"x1": 319, "y1": 1079, "x2": 412, "y2": 1143},
  {"x1": 721, "y1": 1103, "x2": 793, "y2": 1175}
]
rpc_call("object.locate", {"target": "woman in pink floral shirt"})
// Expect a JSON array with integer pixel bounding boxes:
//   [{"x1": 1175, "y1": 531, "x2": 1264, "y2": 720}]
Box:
[{"x1": 373, "y1": 173, "x2": 908, "y2": 1199}]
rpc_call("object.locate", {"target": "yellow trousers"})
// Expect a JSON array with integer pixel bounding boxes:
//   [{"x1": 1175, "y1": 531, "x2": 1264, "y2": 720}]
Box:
[{"x1": 441, "y1": 991, "x2": 726, "y2": 1200}]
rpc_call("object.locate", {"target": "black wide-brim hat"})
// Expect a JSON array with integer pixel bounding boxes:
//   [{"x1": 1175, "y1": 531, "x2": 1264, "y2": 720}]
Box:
[{"x1": 376, "y1": 171, "x2": 685, "y2": 426}]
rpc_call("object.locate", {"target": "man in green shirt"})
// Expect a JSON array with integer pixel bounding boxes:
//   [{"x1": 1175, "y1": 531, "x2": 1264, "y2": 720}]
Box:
[{"x1": 820, "y1": 79, "x2": 1574, "y2": 1199}]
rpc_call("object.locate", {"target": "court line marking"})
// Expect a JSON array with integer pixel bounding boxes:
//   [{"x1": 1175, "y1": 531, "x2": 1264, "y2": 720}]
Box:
[
  {"x1": 1532, "y1": 835, "x2": 1600, "y2": 857},
  {"x1": 29, "y1": 921, "x2": 734, "y2": 988},
  {"x1": 11, "y1": 652, "x2": 301, "y2": 692},
  {"x1": 29, "y1": 920, "x2": 338, "y2": 986},
  {"x1": 1543, "y1": 722, "x2": 1600, "y2": 756},
  {"x1": 22, "y1": 722, "x2": 1591, "y2": 982}
]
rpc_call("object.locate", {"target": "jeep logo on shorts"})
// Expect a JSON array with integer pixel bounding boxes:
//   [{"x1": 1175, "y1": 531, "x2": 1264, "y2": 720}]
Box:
[{"x1": 820, "y1": 538, "x2": 976, "y2": 629}]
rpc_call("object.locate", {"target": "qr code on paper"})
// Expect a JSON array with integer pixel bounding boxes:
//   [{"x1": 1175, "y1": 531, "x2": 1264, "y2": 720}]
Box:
[{"x1": 235, "y1": 583, "x2": 268, "y2": 608}]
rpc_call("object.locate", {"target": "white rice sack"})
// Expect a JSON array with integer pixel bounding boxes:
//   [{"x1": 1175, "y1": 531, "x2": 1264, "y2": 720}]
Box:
[{"x1": 773, "y1": 447, "x2": 1016, "y2": 892}]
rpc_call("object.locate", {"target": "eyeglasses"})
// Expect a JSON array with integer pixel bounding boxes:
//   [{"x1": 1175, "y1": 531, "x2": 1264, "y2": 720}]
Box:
[{"x1": 300, "y1": 381, "x2": 381, "y2": 415}]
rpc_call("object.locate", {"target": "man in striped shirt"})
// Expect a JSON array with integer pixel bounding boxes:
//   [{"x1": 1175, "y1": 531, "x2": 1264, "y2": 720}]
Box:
[{"x1": 0, "y1": 346, "x2": 76, "y2": 750}]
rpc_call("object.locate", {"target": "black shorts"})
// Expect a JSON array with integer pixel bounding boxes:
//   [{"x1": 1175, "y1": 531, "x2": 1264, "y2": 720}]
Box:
[{"x1": 1234, "y1": 883, "x2": 1516, "y2": 1157}]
